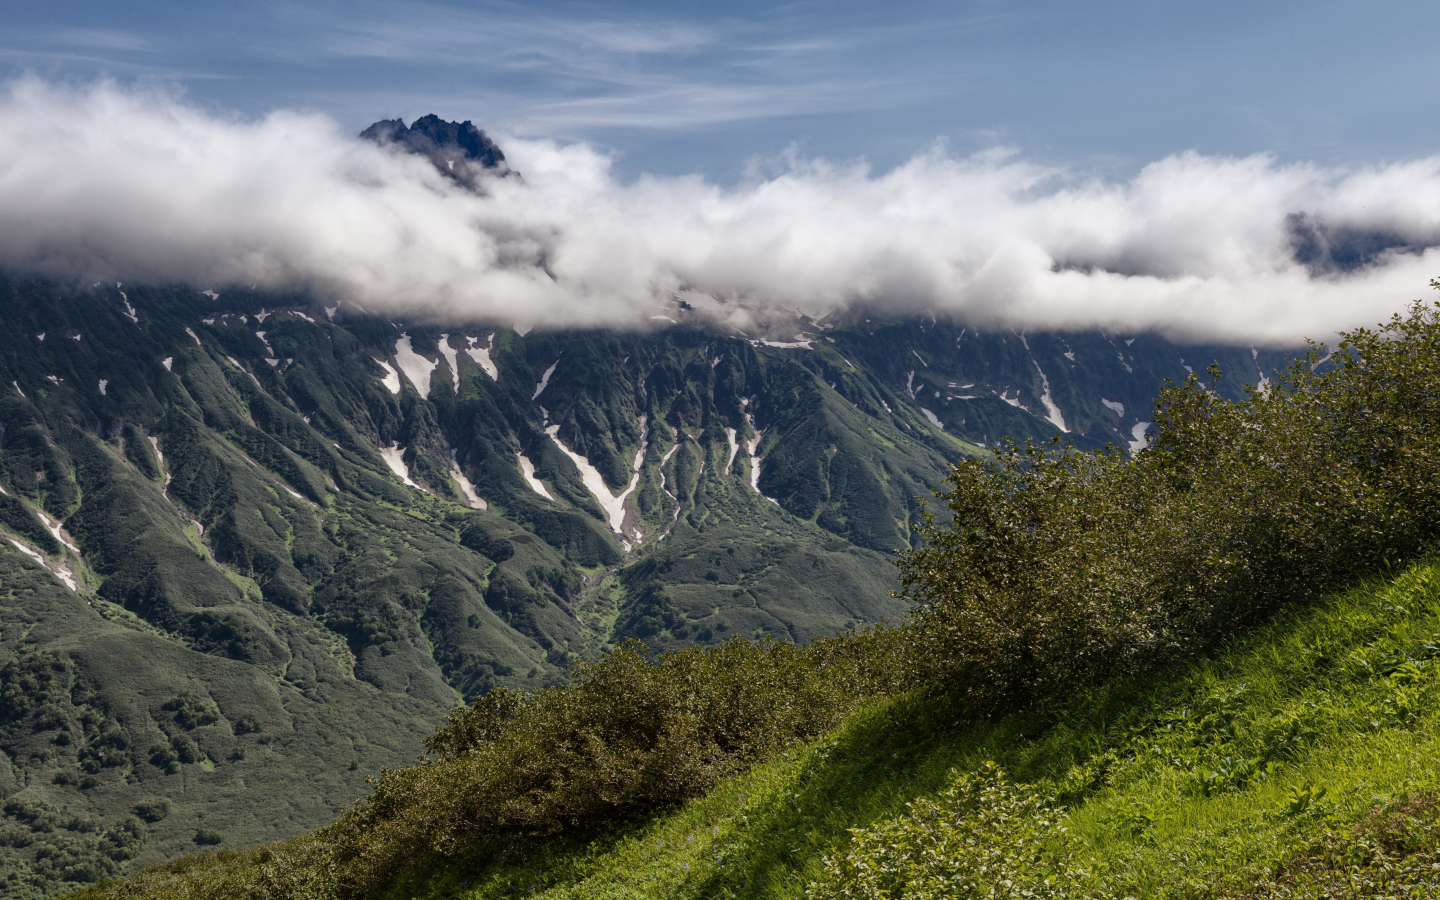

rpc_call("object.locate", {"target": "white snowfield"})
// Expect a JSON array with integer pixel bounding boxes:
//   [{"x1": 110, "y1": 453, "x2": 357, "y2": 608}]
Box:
[
  {"x1": 1101, "y1": 398, "x2": 1125, "y2": 416},
  {"x1": 373, "y1": 358, "x2": 401, "y2": 394},
  {"x1": 745, "y1": 413, "x2": 775, "y2": 502},
  {"x1": 379, "y1": 442, "x2": 420, "y2": 489},
  {"x1": 1129, "y1": 421, "x2": 1152, "y2": 452},
  {"x1": 465, "y1": 334, "x2": 498, "y2": 381},
  {"x1": 544, "y1": 415, "x2": 648, "y2": 536},
  {"x1": 437, "y1": 335, "x2": 460, "y2": 394},
  {"x1": 1032, "y1": 360, "x2": 1068, "y2": 432},
  {"x1": 533, "y1": 359, "x2": 559, "y2": 400},
  {"x1": 518, "y1": 453, "x2": 553, "y2": 501},
  {"x1": 919, "y1": 407, "x2": 944, "y2": 429},
  {"x1": 393, "y1": 334, "x2": 438, "y2": 396},
  {"x1": 449, "y1": 449, "x2": 485, "y2": 509}
]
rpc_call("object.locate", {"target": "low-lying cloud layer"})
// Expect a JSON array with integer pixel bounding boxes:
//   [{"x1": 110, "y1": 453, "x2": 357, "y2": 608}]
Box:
[{"x1": 2, "y1": 78, "x2": 1438, "y2": 343}]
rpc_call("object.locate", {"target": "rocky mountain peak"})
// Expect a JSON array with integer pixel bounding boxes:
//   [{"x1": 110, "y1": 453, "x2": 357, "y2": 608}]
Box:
[{"x1": 360, "y1": 114, "x2": 508, "y2": 186}]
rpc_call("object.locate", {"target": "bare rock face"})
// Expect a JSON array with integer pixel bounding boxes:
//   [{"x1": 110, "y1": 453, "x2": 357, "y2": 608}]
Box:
[{"x1": 360, "y1": 115, "x2": 509, "y2": 188}]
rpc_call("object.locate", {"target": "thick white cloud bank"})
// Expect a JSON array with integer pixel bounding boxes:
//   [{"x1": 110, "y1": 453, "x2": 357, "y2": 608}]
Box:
[{"x1": 2, "y1": 77, "x2": 1439, "y2": 344}]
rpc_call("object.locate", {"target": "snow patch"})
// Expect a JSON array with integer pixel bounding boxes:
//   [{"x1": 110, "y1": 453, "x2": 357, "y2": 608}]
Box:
[
  {"x1": 12, "y1": 382, "x2": 23, "y2": 399},
  {"x1": 1116, "y1": 352, "x2": 1133, "y2": 373},
  {"x1": 1101, "y1": 398, "x2": 1124, "y2": 416},
  {"x1": 1032, "y1": 360, "x2": 1068, "y2": 432},
  {"x1": 545, "y1": 416, "x2": 648, "y2": 535},
  {"x1": 517, "y1": 453, "x2": 553, "y2": 501},
  {"x1": 324, "y1": 306, "x2": 339, "y2": 320},
  {"x1": 436, "y1": 334, "x2": 460, "y2": 394},
  {"x1": 1064, "y1": 350, "x2": 1075, "y2": 361},
  {"x1": 255, "y1": 330, "x2": 273, "y2": 355},
  {"x1": 36, "y1": 333, "x2": 44, "y2": 342},
  {"x1": 755, "y1": 338, "x2": 812, "y2": 349},
  {"x1": 745, "y1": 414, "x2": 775, "y2": 503},
  {"x1": 265, "y1": 358, "x2": 279, "y2": 367},
  {"x1": 920, "y1": 407, "x2": 944, "y2": 429},
  {"x1": 911, "y1": 349, "x2": 928, "y2": 367},
  {"x1": 119, "y1": 294, "x2": 137, "y2": 323},
  {"x1": 199, "y1": 289, "x2": 220, "y2": 300},
  {"x1": 532, "y1": 359, "x2": 559, "y2": 400},
  {"x1": 290, "y1": 311, "x2": 315, "y2": 324},
  {"x1": 254, "y1": 309, "x2": 270, "y2": 322},
  {"x1": 379, "y1": 442, "x2": 420, "y2": 489},
  {"x1": 372, "y1": 358, "x2": 401, "y2": 394},
  {"x1": 35, "y1": 509, "x2": 80, "y2": 555},
  {"x1": 185, "y1": 327, "x2": 202, "y2": 347},
  {"x1": 161, "y1": 357, "x2": 173, "y2": 372},
  {"x1": 393, "y1": 334, "x2": 439, "y2": 395},
  {"x1": 97, "y1": 379, "x2": 107, "y2": 395},
  {"x1": 465, "y1": 334, "x2": 498, "y2": 381},
  {"x1": 905, "y1": 371, "x2": 916, "y2": 399},
  {"x1": 724, "y1": 427, "x2": 739, "y2": 473},
  {"x1": 1253, "y1": 348, "x2": 1272, "y2": 394},
  {"x1": 449, "y1": 450, "x2": 486, "y2": 509},
  {"x1": 8, "y1": 539, "x2": 43, "y2": 565},
  {"x1": 46, "y1": 375, "x2": 60, "y2": 385},
  {"x1": 70, "y1": 334, "x2": 81, "y2": 341},
  {"x1": 1129, "y1": 422, "x2": 1152, "y2": 453},
  {"x1": 8, "y1": 538, "x2": 72, "y2": 590}
]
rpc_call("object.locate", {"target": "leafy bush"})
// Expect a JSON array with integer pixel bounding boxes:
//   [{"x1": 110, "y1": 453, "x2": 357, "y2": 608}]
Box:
[
  {"x1": 900, "y1": 300, "x2": 1440, "y2": 712},
  {"x1": 193, "y1": 829, "x2": 223, "y2": 846},
  {"x1": 1216, "y1": 792, "x2": 1440, "y2": 898},
  {"x1": 232, "y1": 712, "x2": 262, "y2": 735},
  {"x1": 132, "y1": 800, "x2": 169, "y2": 824},
  {"x1": 809, "y1": 763, "x2": 1085, "y2": 900},
  {"x1": 313, "y1": 631, "x2": 902, "y2": 897}
]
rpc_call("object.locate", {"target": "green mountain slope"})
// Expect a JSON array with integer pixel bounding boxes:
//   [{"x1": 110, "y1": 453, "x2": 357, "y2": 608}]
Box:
[{"x1": 0, "y1": 269, "x2": 1289, "y2": 896}]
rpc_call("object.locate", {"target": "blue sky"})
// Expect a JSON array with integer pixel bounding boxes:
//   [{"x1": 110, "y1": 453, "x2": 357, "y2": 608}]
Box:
[{"x1": 5, "y1": 1, "x2": 1439, "y2": 179}]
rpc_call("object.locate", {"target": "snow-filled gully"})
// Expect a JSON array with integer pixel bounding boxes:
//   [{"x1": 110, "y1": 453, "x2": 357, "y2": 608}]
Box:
[
  {"x1": 545, "y1": 416, "x2": 649, "y2": 547},
  {"x1": 379, "y1": 442, "x2": 421, "y2": 489}
]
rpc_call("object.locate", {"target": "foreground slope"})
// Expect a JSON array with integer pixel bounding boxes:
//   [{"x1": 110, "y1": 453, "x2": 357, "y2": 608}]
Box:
[{"x1": 375, "y1": 558, "x2": 1440, "y2": 899}]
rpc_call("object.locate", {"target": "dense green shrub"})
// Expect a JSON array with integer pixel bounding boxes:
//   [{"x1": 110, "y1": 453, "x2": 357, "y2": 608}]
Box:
[
  {"x1": 809, "y1": 763, "x2": 1084, "y2": 900},
  {"x1": 900, "y1": 300, "x2": 1440, "y2": 712},
  {"x1": 131, "y1": 801, "x2": 168, "y2": 824},
  {"x1": 313, "y1": 631, "x2": 902, "y2": 897},
  {"x1": 1214, "y1": 792, "x2": 1440, "y2": 898}
]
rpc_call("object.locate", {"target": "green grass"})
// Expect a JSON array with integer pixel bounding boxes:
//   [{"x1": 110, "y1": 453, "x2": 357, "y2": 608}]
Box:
[{"x1": 381, "y1": 558, "x2": 1440, "y2": 899}]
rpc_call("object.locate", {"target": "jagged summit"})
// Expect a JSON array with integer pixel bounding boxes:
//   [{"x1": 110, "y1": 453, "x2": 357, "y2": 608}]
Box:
[{"x1": 360, "y1": 114, "x2": 508, "y2": 186}]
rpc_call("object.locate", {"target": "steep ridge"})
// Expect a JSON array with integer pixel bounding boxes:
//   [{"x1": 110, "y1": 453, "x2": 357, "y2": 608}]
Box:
[{"x1": 0, "y1": 269, "x2": 1288, "y2": 895}]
